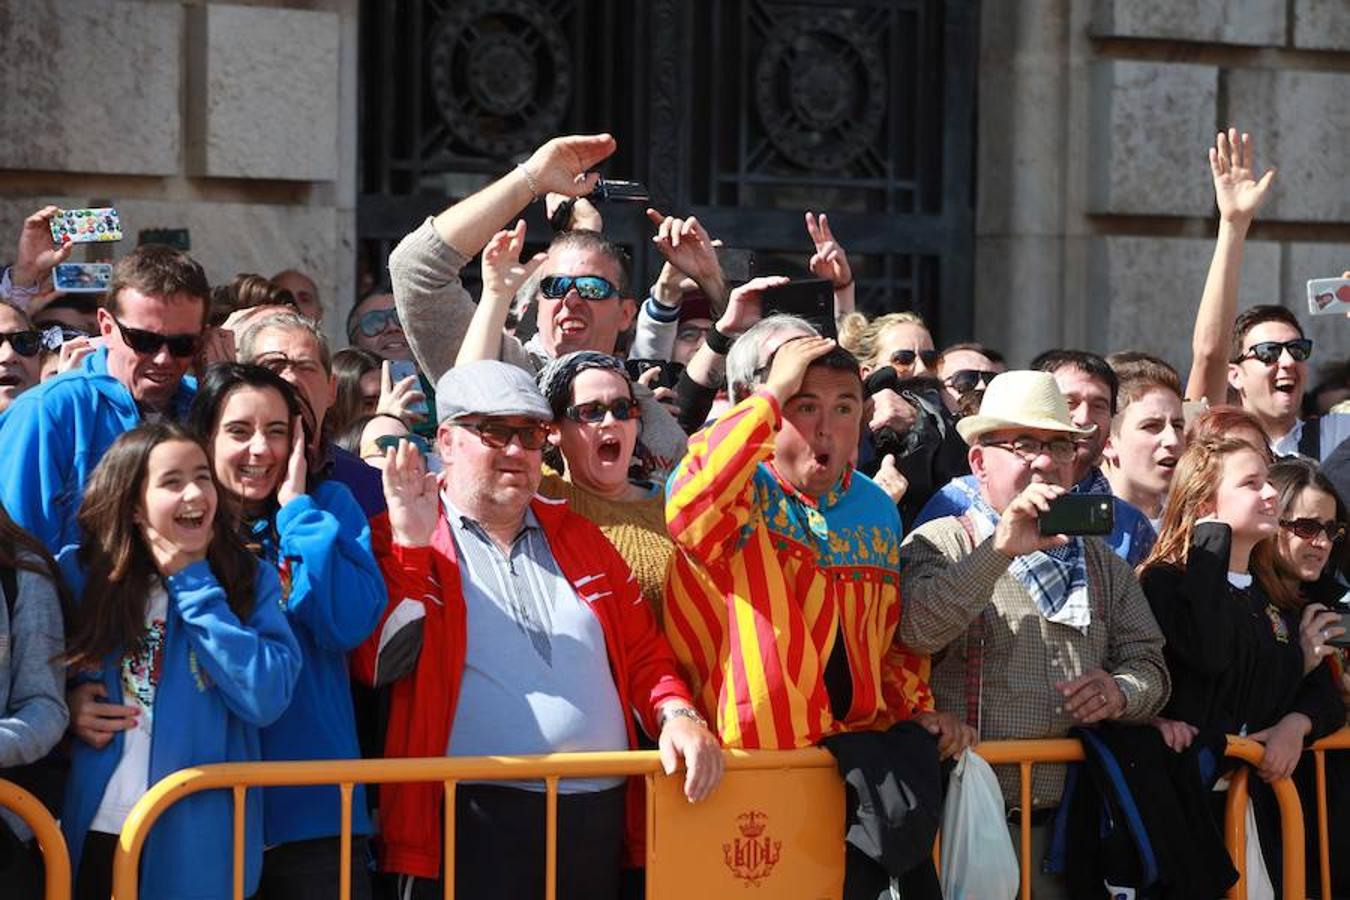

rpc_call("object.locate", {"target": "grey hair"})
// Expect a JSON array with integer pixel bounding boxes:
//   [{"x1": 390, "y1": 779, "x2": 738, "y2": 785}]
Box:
[
  {"x1": 239, "y1": 311, "x2": 332, "y2": 373},
  {"x1": 726, "y1": 314, "x2": 819, "y2": 403}
]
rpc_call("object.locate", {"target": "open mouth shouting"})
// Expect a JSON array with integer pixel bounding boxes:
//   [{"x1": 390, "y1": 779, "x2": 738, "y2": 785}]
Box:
[{"x1": 596, "y1": 434, "x2": 625, "y2": 465}]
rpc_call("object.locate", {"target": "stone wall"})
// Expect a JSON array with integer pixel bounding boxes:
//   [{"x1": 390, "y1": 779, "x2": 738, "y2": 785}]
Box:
[
  {"x1": 977, "y1": 0, "x2": 1350, "y2": 382},
  {"x1": 0, "y1": 0, "x2": 357, "y2": 343}
]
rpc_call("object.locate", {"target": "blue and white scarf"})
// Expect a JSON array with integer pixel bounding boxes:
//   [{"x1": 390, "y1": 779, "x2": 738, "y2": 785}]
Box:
[{"x1": 966, "y1": 490, "x2": 1091, "y2": 633}]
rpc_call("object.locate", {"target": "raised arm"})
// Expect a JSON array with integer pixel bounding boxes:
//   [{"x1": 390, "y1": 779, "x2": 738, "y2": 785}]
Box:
[
  {"x1": 805, "y1": 211, "x2": 855, "y2": 323},
  {"x1": 1186, "y1": 129, "x2": 1276, "y2": 404},
  {"x1": 454, "y1": 220, "x2": 548, "y2": 367}
]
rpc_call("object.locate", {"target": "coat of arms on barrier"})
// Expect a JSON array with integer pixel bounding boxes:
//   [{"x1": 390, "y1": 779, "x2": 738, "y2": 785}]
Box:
[{"x1": 723, "y1": 810, "x2": 782, "y2": 886}]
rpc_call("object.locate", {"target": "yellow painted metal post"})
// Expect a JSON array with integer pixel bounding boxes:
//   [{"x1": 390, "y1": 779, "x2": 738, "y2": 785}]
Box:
[
  {"x1": 443, "y1": 780, "x2": 457, "y2": 900},
  {"x1": 232, "y1": 785, "x2": 247, "y2": 900},
  {"x1": 1316, "y1": 751, "x2": 1331, "y2": 900},
  {"x1": 545, "y1": 776, "x2": 559, "y2": 900},
  {"x1": 339, "y1": 782, "x2": 353, "y2": 900}
]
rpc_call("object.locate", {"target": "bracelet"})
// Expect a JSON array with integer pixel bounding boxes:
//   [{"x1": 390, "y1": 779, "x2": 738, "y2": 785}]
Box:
[
  {"x1": 516, "y1": 162, "x2": 540, "y2": 201},
  {"x1": 705, "y1": 324, "x2": 735, "y2": 356},
  {"x1": 660, "y1": 706, "x2": 707, "y2": 730}
]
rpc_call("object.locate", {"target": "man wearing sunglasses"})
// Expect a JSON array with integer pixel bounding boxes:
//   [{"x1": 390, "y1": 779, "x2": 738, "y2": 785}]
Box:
[
  {"x1": 346, "y1": 290, "x2": 411, "y2": 362},
  {"x1": 387, "y1": 132, "x2": 690, "y2": 476},
  {"x1": 356, "y1": 359, "x2": 721, "y2": 899},
  {"x1": 0, "y1": 301, "x2": 42, "y2": 413},
  {"x1": 934, "y1": 342, "x2": 1004, "y2": 416},
  {"x1": 0, "y1": 245, "x2": 208, "y2": 550}
]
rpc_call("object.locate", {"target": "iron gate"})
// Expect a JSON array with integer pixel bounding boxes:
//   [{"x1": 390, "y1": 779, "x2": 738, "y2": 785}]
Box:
[{"x1": 358, "y1": 0, "x2": 977, "y2": 340}]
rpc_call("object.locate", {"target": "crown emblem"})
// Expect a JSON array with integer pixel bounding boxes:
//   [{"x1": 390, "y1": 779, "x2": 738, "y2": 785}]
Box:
[
  {"x1": 737, "y1": 811, "x2": 768, "y2": 837},
  {"x1": 724, "y1": 809, "x2": 781, "y2": 886}
]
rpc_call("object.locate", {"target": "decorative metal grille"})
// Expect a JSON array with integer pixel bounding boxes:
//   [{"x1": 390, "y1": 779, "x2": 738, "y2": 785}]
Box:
[{"x1": 358, "y1": 0, "x2": 976, "y2": 341}]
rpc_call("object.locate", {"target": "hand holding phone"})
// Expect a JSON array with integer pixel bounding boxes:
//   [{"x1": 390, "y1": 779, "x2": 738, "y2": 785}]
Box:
[{"x1": 1037, "y1": 494, "x2": 1115, "y2": 537}]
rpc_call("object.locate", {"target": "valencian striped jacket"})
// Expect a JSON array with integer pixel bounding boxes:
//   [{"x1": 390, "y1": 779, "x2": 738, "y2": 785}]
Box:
[{"x1": 664, "y1": 391, "x2": 934, "y2": 750}]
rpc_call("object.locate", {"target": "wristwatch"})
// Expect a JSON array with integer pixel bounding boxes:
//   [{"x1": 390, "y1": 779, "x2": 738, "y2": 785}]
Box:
[{"x1": 659, "y1": 705, "x2": 708, "y2": 730}]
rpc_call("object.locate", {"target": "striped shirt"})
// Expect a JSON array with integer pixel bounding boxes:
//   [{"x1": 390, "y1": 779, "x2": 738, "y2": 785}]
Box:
[{"x1": 664, "y1": 391, "x2": 933, "y2": 750}]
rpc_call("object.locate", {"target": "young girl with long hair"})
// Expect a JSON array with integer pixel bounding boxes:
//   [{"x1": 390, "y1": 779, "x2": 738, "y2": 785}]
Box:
[
  {"x1": 187, "y1": 362, "x2": 385, "y2": 899},
  {"x1": 60, "y1": 422, "x2": 300, "y2": 900}
]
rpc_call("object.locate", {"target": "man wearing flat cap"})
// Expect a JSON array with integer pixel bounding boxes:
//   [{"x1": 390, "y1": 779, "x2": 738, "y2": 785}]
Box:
[
  {"x1": 353, "y1": 360, "x2": 722, "y2": 900},
  {"x1": 898, "y1": 370, "x2": 1169, "y2": 898}
]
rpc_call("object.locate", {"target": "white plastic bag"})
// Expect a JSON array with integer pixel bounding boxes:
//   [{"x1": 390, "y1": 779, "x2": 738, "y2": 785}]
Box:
[
  {"x1": 939, "y1": 748, "x2": 1019, "y2": 900},
  {"x1": 1244, "y1": 798, "x2": 1275, "y2": 900}
]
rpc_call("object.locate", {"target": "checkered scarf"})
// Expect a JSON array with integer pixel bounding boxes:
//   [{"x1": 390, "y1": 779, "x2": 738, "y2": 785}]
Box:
[{"x1": 967, "y1": 490, "x2": 1091, "y2": 633}]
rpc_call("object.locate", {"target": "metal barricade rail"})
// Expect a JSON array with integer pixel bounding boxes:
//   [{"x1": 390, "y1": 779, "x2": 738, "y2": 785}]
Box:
[
  {"x1": 1308, "y1": 727, "x2": 1350, "y2": 900},
  {"x1": 110, "y1": 735, "x2": 1316, "y2": 900},
  {"x1": 0, "y1": 777, "x2": 71, "y2": 900}
]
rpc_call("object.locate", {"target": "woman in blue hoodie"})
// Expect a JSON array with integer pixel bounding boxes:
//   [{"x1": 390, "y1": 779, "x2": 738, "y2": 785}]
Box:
[
  {"x1": 188, "y1": 362, "x2": 385, "y2": 900},
  {"x1": 60, "y1": 421, "x2": 301, "y2": 900}
]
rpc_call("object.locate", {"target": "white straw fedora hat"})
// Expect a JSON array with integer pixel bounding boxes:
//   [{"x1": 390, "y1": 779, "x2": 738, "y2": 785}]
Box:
[{"x1": 955, "y1": 370, "x2": 1097, "y2": 445}]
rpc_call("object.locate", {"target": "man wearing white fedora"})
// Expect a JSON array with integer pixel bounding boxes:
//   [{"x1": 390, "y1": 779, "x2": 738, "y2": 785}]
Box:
[{"x1": 898, "y1": 370, "x2": 1169, "y2": 899}]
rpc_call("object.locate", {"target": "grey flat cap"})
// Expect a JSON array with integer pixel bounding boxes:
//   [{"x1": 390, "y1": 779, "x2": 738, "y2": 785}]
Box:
[{"x1": 435, "y1": 360, "x2": 553, "y2": 422}]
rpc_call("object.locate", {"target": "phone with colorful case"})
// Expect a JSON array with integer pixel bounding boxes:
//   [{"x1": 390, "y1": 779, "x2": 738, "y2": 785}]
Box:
[
  {"x1": 53, "y1": 262, "x2": 114, "y2": 293},
  {"x1": 1308, "y1": 278, "x2": 1350, "y2": 316},
  {"x1": 49, "y1": 207, "x2": 122, "y2": 244}
]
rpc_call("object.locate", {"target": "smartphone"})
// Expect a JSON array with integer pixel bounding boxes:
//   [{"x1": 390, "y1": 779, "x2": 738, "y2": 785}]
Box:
[
  {"x1": 625, "y1": 358, "x2": 685, "y2": 389},
  {"x1": 716, "y1": 247, "x2": 756, "y2": 283},
  {"x1": 1327, "y1": 610, "x2": 1350, "y2": 649},
  {"x1": 53, "y1": 262, "x2": 113, "y2": 294},
  {"x1": 1038, "y1": 494, "x2": 1115, "y2": 537},
  {"x1": 49, "y1": 208, "x2": 122, "y2": 244},
  {"x1": 387, "y1": 359, "x2": 430, "y2": 418},
  {"x1": 760, "y1": 278, "x2": 837, "y2": 338},
  {"x1": 589, "y1": 179, "x2": 649, "y2": 203},
  {"x1": 1308, "y1": 278, "x2": 1350, "y2": 317}
]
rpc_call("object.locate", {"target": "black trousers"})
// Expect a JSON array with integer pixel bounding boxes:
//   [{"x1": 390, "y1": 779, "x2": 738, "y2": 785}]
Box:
[
  {"x1": 74, "y1": 831, "x2": 117, "y2": 900},
  {"x1": 401, "y1": 783, "x2": 626, "y2": 900},
  {"x1": 259, "y1": 835, "x2": 374, "y2": 900}
]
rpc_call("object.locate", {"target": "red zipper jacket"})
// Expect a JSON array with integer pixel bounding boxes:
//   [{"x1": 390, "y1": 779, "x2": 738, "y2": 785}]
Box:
[{"x1": 353, "y1": 494, "x2": 695, "y2": 879}]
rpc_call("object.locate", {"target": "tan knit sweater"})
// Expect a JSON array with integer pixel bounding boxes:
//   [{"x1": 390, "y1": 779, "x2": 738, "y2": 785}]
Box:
[{"x1": 538, "y1": 472, "x2": 674, "y2": 620}]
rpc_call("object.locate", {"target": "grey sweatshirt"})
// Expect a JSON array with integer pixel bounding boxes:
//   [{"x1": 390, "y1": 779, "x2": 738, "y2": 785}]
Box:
[
  {"x1": 389, "y1": 219, "x2": 689, "y2": 475},
  {"x1": 0, "y1": 556, "x2": 67, "y2": 841}
]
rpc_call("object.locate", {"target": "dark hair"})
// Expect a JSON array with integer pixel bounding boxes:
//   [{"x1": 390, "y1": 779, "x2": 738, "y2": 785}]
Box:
[
  {"x1": 106, "y1": 245, "x2": 211, "y2": 322},
  {"x1": 1107, "y1": 352, "x2": 1182, "y2": 412},
  {"x1": 65, "y1": 423, "x2": 257, "y2": 669},
  {"x1": 937, "y1": 342, "x2": 1001, "y2": 371},
  {"x1": 345, "y1": 290, "x2": 396, "y2": 342},
  {"x1": 1267, "y1": 457, "x2": 1348, "y2": 607},
  {"x1": 1232, "y1": 305, "x2": 1304, "y2": 362},
  {"x1": 333, "y1": 412, "x2": 407, "y2": 457},
  {"x1": 1031, "y1": 349, "x2": 1119, "y2": 415},
  {"x1": 0, "y1": 501, "x2": 69, "y2": 627},
  {"x1": 209, "y1": 274, "x2": 298, "y2": 327},
  {"x1": 544, "y1": 230, "x2": 633, "y2": 297},
  {"x1": 330, "y1": 347, "x2": 385, "y2": 438},
  {"x1": 187, "y1": 362, "x2": 303, "y2": 454}
]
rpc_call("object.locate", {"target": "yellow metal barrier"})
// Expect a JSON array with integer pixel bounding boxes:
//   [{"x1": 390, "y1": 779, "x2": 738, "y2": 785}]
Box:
[
  {"x1": 0, "y1": 778, "x2": 71, "y2": 900},
  {"x1": 110, "y1": 737, "x2": 1310, "y2": 900},
  {"x1": 1308, "y1": 726, "x2": 1350, "y2": 900}
]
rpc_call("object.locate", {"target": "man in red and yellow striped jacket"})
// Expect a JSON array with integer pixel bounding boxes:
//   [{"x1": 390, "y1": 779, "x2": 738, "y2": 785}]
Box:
[{"x1": 664, "y1": 321, "x2": 974, "y2": 755}]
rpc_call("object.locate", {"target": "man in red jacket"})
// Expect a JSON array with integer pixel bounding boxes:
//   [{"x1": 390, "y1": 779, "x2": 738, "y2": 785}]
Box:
[{"x1": 355, "y1": 359, "x2": 722, "y2": 900}]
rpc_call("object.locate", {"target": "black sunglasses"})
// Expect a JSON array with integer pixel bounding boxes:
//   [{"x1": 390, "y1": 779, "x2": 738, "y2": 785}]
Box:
[
  {"x1": 111, "y1": 316, "x2": 200, "y2": 358},
  {"x1": 451, "y1": 421, "x2": 551, "y2": 451},
  {"x1": 538, "y1": 274, "x2": 620, "y2": 301},
  {"x1": 1279, "y1": 518, "x2": 1346, "y2": 543},
  {"x1": 354, "y1": 308, "x2": 401, "y2": 338},
  {"x1": 945, "y1": 369, "x2": 998, "y2": 394},
  {"x1": 1235, "y1": 338, "x2": 1313, "y2": 365},
  {"x1": 564, "y1": 398, "x2": 640, "y2": 424},
  {"x1": 0, "y1": 330, "x2": 43, "y2": 358},
  {"x1": 371, "y1": 433, "x2": 431, "y2": 456},
  {"x1": 889, "y1": 348, "x2": 939, "y2": 369}
]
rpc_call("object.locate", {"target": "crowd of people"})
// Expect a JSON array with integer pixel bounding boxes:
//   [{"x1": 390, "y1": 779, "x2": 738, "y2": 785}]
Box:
[{"x1": 0, "y1": 126, "x2": 1347, "y2": 900}]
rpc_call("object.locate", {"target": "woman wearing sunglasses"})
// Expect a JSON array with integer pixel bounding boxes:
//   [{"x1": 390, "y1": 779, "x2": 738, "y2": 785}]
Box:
[
  {"x1": 838, "y1": 310, "x2": 937, "y2": 378},
  {"x1": 535, "y1": 351, "x2": 673, "y2": 617},
  {"x1": 186, "y1": 363, "x2": 386, "y2": 899}
]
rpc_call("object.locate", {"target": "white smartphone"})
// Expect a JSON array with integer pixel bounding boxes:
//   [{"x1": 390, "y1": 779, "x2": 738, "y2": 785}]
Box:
[{"x1": 1307, "y1": 278, "x2": 1350, "y2": 316}]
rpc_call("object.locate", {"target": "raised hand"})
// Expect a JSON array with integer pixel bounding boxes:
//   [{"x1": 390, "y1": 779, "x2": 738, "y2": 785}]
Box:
[
  {"x1": 1210, "y1": 128, "x2": 1275, "y2": 225},
  {"x1": 716, "y1": 275, "x2": 787, "y2": 336},
  {"x1": 763, "y1": 335, "x2": 837, "y2": 405},
  {"x1": 482, "y1": 220, "x2": 549, "y2": 300},
  {"x1": 377, "y1": 360, "x2": 427, "y2": 423},
  {"x1": 805, "y1": 211, "x2": 853, "y2": 289},
  {"x1": 992, "y1": 482, "x2": 1069, "y2": 558},
  {"x1": 276, "y1": 416, "x2": 309, "y2": 508},
  {"x1": 11, "y1": 206, "x2": 75, "y2": 288},
  {"x1": 522, "y1": 134, "x2": 617, "y2": 198},
  {"x1": 383, "y1": 438, "x2": 440, "y2": 547},
  {"x1": 646, "y1": 209, "x2": 726, "y2": 295}
]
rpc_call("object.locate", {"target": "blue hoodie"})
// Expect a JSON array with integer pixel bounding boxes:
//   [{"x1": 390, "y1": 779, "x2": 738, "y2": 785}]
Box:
[
  {"x1": 247, "y1": 481, "x2": 385, "y2": 846},
  {"x1": 0, "y1": 347, "x2": 196, "y2": 552},
  {"x1": 58, "y1": 551, "x2": 301, "y2": 900}
]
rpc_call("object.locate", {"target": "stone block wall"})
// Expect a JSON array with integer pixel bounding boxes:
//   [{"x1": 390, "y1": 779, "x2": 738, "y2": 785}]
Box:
[
  {"x1": 978, "y1": 0, "x2": 1350, "y2": 379},
  {"x1": 0, "y1": 0, "x2": 357, "y2": 341}
]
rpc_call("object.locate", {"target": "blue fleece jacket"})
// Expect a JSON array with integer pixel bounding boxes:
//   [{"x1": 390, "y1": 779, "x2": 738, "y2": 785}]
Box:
[
  {"x1": 0, "y1": 348, "x2": 196, "y2": 552},
  {"x1": 247, "y1": 481, "x2": 385, "y2": 845},
  {"x1": 58, "y1": 551, "x2": 301, "y2": 900}
]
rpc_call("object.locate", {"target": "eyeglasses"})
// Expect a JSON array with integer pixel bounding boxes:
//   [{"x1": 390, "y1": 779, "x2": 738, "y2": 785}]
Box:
[
  {"x1": 981, "y1": 437, "x2": 1078, "y2": 465},
  {"x1": 451, "y1": 421, "x2": 551, "y2": 451},
  {"x1": 0, "y1": 331, "x2": 43, "y2": 358},
  {"x1": 564, "y1": 398, "x2": 639, "y2": 424},
  {"x1": 254, "y1": 352, "x2": 326, "y2": 378},
  {"x1": 538, "y1": 275, "x2": 620, "y2": 301},
  {"x1": 366, "y1": 433, "x2": 431, "y2": 458},
  {"x1": 1235, "y1": 338, "x2": 1313, "y2": 365},
  {"x1": 1279, "y1": 518, "x2": 1346, "y2": 543},
  {"x1": 889, "y1": 348, "x2": 939, "y2": 369},
  {"x1": 110, "y1": 316, "x2": 201, "y2": 358},
  {"x1": 676, "y1": 324, "x2": 711, "y2": 344},
  {"x1": 944, "y1": 369, "x2": 998, "y2": 394},
  {"x1": 353, "y1": 308, "x2": 401, "y2": 338}
]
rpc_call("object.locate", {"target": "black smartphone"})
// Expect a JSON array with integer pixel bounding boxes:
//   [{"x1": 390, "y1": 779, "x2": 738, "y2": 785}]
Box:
[
  {"x1": 625, "y1": 358, "x2": 684, "y2": 389},
  {"x1": 1328, "y1": 610, "x2": 1350, "y2": 649},
  {"x1": 716, "y1": 247, "x2": 755, "y2": 283},
  {"x1": 1038, "y1": 494, "x2": 1115, "y2": 537},
  {"x1": 760, "y1": 278, "x2": 836, "y2": 338},
  {"x1": 590, "y1": 179, "x2": 649, "y2": 203}
]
